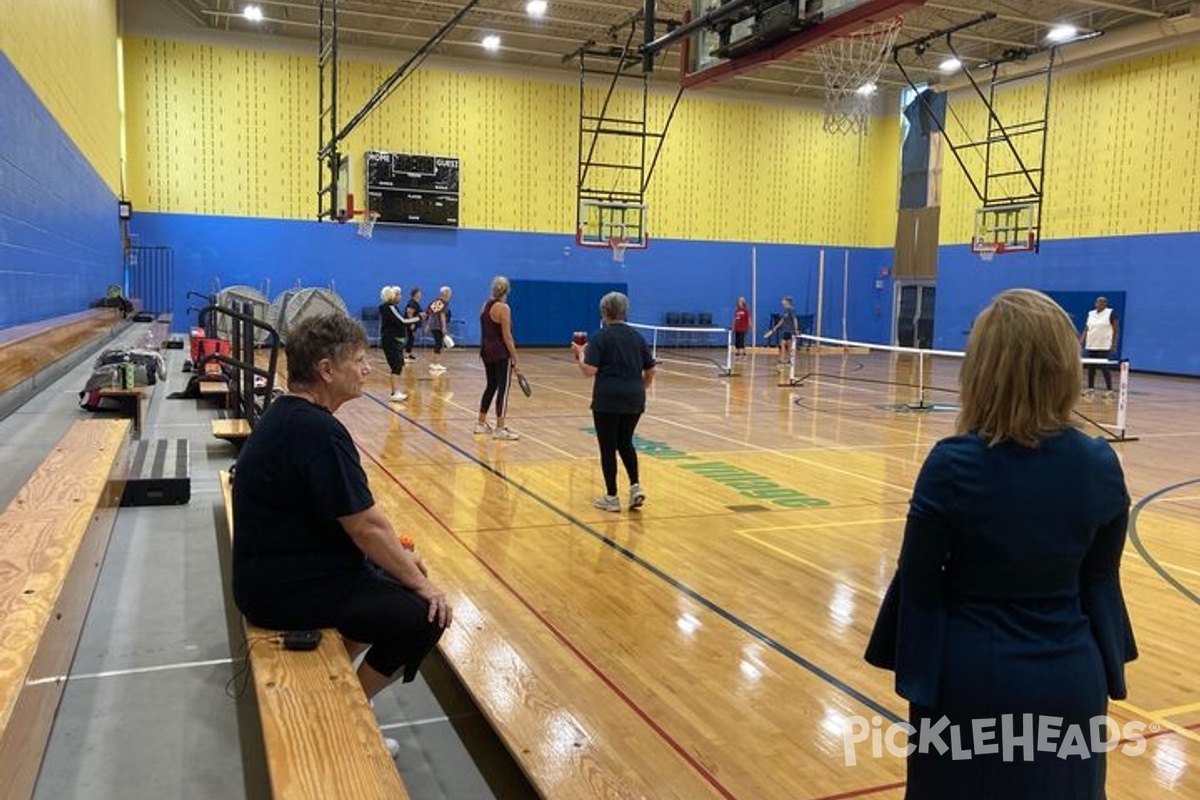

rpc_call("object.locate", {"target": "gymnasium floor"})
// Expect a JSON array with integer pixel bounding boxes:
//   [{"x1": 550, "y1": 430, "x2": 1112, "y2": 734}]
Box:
[{"x1": 4, "y1": 331, "x2": 1198, "y2": 798}]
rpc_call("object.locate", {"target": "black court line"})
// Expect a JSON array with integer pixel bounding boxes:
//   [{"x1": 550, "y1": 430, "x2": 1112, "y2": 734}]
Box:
[
  {"x1": 1128, "y1": 477, "x2": 1200, "y2": 607},
  {"x1": 363, "y1": 392, "x2": 904, "y2": 724}
]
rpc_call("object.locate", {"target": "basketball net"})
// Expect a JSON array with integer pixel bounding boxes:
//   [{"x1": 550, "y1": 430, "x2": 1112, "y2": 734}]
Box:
[
  {"x1": 609, "y1": 236, "x2": 628, "y2": 264},
  {"x1": 814, "y1": 17, "x2": 904, "y2": 136},
  {"x1": 976, "y1": 241, "x2": 1004, "y2": 263},
  {"x1": 357, "y1": 211, "x2": 380, "y2": 239}
]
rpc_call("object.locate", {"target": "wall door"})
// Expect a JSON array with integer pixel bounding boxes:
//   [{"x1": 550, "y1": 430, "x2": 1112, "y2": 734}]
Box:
[{"x1": 895, "y1": 281, "x2": 936, "y2": 349}]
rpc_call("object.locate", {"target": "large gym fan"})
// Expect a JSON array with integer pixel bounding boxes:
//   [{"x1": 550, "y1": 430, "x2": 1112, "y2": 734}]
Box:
[
  {"x1": 215, "y1": 286, "x2": 272, "y2": 345},
  {"x1": 272, "y1": 287, "x2": 349, "y2": 343}
]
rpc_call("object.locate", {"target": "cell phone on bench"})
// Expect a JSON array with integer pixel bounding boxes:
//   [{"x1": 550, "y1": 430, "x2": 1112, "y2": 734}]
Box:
[{"x1": 281, "y1": 630, "x2": 323, "y2": 651}]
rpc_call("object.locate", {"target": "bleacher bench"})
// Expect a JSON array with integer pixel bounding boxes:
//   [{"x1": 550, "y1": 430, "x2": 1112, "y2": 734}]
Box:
[
  {"x1": 212, "y1": 418, "x2": 252, "y2": 445},
  {"x1": 218, "y1": 471, "x2": 409, "y2": 800},
  {"x1": 0, "y1": 419, "x2": 130, "y2": 800}
]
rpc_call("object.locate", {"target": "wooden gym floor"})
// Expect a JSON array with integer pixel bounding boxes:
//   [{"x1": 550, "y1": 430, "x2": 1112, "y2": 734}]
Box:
[{"x1": 336, "y1": 345, "x2": 1198, "y2": 799}]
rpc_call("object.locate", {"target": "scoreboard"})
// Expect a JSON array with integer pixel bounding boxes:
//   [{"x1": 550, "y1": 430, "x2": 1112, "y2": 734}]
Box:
[{"x1": 365, "y1": 151, "x2": 459, "y2": 228}]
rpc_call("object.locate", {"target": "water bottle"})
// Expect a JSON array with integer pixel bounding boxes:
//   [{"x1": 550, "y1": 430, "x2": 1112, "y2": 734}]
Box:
[{"x1": 121, "y1": 355, "x2": 135, "y2": 389}]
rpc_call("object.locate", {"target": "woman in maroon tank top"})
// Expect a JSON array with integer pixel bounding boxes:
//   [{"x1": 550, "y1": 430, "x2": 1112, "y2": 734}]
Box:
[{"x1": 476, "y1": 276, "x2": 523, "y2": 440}]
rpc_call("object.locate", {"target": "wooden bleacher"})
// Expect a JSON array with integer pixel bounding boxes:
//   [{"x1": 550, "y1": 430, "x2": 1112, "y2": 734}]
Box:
[
  {"x1": 0, "y1": 308, "x2": 125, "y2": 397},
  {"x1": 218, "y1": 472, "x2": 410, "y2": 800},
  {"x1": 0, "y1": 419, "x2": 130, "y2": 800},
  {"x1": 212, "y1": 418, "x2": 252, "y2": 445}
]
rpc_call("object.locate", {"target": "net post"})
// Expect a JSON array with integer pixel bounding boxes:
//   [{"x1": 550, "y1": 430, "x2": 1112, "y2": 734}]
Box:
[
  {"x1": 918, "y1": 350, "x2": 926, "y2": 409},
  {"x1": 723, "y1": 329, "x2": 733, "y2": 376},
  {"x1": 816, "y1": 249, "x2": 826, "y2": 343},
  {"x1": 1115, "y1": 359, "x2": 1130, "y2": 436}
]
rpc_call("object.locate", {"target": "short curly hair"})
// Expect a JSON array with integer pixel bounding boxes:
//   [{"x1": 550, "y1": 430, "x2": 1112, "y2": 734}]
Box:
[{"x1": 285, "y1": 313, "x2": 368, "y2": 384}]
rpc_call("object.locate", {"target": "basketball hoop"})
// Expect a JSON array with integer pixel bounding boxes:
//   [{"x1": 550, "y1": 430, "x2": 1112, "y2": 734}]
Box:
[
  {"x1": 357, "y1": 211, "x2": 380, "y2": 239},
  {"x1": 814, "y1": 17, "x2": 904, "y2": 136},
  {"x1": 608, "y1": 236, "x2": 628, "y2": 264}
]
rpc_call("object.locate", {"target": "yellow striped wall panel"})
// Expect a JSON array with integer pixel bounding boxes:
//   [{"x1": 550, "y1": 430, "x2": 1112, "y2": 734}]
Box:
[
  {"x1": 123, "y1": 36, "x2": 898, "y2": 246},
  {"x1": 940, "y1": 42, "x2": 1200, "y2": 244},
  {"x1": 1, "y1": 0, "x2": 121, "y2": 193}
]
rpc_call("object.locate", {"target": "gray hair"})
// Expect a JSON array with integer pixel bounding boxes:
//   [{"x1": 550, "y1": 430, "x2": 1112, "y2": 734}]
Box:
[
  {"x1": 440, "y1": 285, "x2": 452, "y2": 296},
  {"x1": 285, "y1": 313, "x2": 368, "y2": 384},
  {"x1": 490, "y1": 275, "x2": 510, "y2": 300},
  {"x1": 599, "y1": 291, "x2": 629, "y2": 322}
]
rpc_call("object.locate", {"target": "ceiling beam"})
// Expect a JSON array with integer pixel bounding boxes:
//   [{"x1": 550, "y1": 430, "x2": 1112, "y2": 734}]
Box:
[{"x1": 1061, "y1": 0, "x2": 1165, "y2": 16}]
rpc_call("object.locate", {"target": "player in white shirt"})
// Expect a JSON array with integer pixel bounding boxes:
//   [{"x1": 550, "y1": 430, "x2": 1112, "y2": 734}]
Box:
[{"x1": 1079, "y1": 296, "x2": 1119, "y2": 399}]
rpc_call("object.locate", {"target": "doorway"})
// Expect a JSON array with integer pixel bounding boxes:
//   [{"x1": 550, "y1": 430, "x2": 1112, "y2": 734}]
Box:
[{"x1": 895, "y1": 282, "x2": 936, "y2": 349}]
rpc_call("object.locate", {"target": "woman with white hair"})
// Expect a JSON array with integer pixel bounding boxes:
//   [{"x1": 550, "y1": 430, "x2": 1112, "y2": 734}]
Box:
[
  {"x1": 378, "y1": 285, "x2": 419, "y2": 402},
  {"x1": 475, "y1": 275, "x2": 523, "y2": 440}
]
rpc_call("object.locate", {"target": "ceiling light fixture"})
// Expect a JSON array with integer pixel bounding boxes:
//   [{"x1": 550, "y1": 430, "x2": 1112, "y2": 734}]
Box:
[
  {"x1": 938, "y1": 57, "x2": 962, "y2": 74},
  {"x1": 526, "y1": 0, "x2": 548, "y2": 18},
  {"x1": 481, "y1": 34, "x2": 502, "y2": 52},
  {"x1": 855, "y1": 82, "x2": 877, "y2": 96},
  {"x1": 243, "y1": 5, "x2": 264, "y2": 22},
  {"x1": 1046, "y1": 24, "x2": 1078, "y2": 43}
]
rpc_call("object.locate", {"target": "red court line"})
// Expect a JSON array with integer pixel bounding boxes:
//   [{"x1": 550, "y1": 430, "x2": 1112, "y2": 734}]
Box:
[
  {"x1": 806, "y1": 780, "x2": 905, "y2": 800},
  {"x1": 355, "y1": 441, "x2": 741, "y2": 800}
]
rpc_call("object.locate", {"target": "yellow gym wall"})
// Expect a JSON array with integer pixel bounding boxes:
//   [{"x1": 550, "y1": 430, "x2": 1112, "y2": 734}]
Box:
[
  {"x1": 939, "y1": 42, "x2": 1200, "y2": 245},
  {"x1": 0, "y1": 0, "x2": 122, "y2": 193},
  {"x1": 123, "y1": 36, "x2": 898, "y2": 247}
]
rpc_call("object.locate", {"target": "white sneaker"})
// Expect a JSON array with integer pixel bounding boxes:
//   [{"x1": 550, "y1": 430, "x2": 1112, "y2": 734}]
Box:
[
  {"x1": 429, "y1": 364, "x2": 446, "y2": 373},
  {"x1": 629, "y1": 483, "x2": 646, "y2": 510},
  {"x1": 493, "y1": 427, "x2": 520, "y2": 441},
  {"x1": 593, "y1": 495, "x2": 620, "y2": 512},
  {"x1": 473, "y1": 422, "x2": 493, "y2": 435},
  {"x1": 389, "y1": 391, "x2": 408, "y2": 402},
  {"x1": 384, "y1": 736, "x2": 400, "y2": 758},
  {"x1": 1083, "y1": 389, "x2": 1095, "y2": 400}
]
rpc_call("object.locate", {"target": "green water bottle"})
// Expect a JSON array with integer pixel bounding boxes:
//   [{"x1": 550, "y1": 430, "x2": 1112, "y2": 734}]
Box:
[{"x1": 121, "y1": 355, "x2": 135, "y2": 389}]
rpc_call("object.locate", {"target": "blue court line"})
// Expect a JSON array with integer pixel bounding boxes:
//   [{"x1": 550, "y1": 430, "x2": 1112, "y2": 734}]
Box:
[
  {"x1": 1128, "y1": 478, "x2": 1200, "y2": 607},
  {"x1": 367, "y1": 393, "x2": 903, "y2": 724}
]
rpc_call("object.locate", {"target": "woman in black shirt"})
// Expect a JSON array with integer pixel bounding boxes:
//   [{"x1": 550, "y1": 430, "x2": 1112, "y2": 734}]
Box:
[
  {"x1": 571, "y1": 291, "x2": 656, "y2": 512},
  {"x1": 233, "y1": 313, "x2": 452, "y2": 756}
]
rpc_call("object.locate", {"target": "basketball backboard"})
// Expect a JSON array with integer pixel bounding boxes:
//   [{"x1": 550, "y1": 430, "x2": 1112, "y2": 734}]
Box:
[{"x1": 682, "y1": 0, "x2": 925, "y2": 89}]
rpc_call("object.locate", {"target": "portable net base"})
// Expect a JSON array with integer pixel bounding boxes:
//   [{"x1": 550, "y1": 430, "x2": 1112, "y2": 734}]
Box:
[{"x1": 814, "y1": 17, "x2": 904, "y2": 136}]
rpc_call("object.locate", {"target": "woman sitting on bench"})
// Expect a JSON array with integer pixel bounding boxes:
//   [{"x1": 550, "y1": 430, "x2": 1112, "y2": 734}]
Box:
[{"x1": 231, "y1": 312, "x2": 452, "y2": 756}]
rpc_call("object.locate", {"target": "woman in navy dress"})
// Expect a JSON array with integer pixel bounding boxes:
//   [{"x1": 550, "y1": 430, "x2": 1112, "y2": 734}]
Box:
[{"x1": 866, "y1": 289, "x2": 1137, "y2": 798}]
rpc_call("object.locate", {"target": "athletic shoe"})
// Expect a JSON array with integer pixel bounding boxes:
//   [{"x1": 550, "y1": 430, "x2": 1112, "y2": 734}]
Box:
[
  {"x1": 404, "y1": 353, "x2": 417, "y2": 361},
  {"x1": 384, "y1": 737, "x2": 400, "y2": 758},
  {"x1": 389, "y1": 391, "x2": 408, "y2": 402},
  {"x1": 473, "y1": 422, "x2": 493, "y2": 435},
  {"x1": 493, "y1": 427, "x2": 520, "y2": 441},
  {"x1": 593, "y1": 495, "x2": 620, "y2": 512},
  {"x1": 628, "y1": 483, "x2": 646, "y2": 510},
  {"x1": 1082, "y1": 389, "x2": 1095, "y2": 400},
  {"x1": 1104, "y1": 390, "x2": 1116, "y2": 402}
]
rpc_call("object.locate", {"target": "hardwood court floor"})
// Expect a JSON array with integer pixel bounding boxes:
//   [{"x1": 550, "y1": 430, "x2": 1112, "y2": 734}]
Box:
[{"x1": 333, "y1": 346, "x2": 1199, "y2": 799}]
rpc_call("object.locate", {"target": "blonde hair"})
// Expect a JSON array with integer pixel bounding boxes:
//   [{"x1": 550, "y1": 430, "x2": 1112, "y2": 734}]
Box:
[
  {"x1": 379, "y1": 285, "x2": 401, "y2": 304},
  {"x1": 958, "y1": 289, "x2": 1080, "y2": 448},
  {"x1": 490, "y1": 275, "x2": 510, "y2": 300}
]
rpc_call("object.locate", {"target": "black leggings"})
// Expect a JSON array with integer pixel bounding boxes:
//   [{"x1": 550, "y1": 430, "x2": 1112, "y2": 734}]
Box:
[
  {"x1": 593, "y1": 411, "x2": 641, "y2": 496},
  {"x1": 479, "y1": 359, "x2": 511, "y2": 417},
  {"x1": 236, "y1": 563, "x2": 444, "y2": 681},
  {"x1": 734, "y1": 331, "x2": 746, "y2": 350},
  {"x1": 1085, "y1": 349, "x2": 1113, "y2": 390}
]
